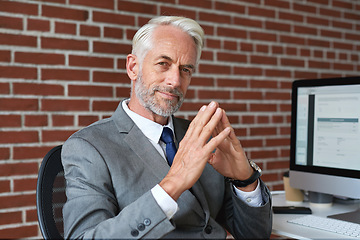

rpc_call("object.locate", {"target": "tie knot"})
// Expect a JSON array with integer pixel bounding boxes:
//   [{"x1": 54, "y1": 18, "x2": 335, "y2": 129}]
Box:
[{"x1": 161, "y1": 127, "x2": 174, "y2": 144}]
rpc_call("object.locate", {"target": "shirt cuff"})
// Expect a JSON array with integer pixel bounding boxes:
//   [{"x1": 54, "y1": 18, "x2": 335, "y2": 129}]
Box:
[
  {"x1": 232, "y1": 180, "x2": 263, "y2": 207},
  {"x1": 151, "y1": 184, "x2": 179, "y2": 219}
]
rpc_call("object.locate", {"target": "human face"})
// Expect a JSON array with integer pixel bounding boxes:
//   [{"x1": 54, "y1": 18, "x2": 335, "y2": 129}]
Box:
[{"x1": 133, "y1": 25, "x2": 197, "y2": 118}]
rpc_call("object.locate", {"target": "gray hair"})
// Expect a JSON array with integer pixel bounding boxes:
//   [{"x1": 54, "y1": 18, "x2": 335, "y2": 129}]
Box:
[{"x1": 131, "y1": 16, "x2": 204, "y2": 66}]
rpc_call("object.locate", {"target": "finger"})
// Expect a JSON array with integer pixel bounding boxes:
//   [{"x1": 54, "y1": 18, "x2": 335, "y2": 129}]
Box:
[
  {"x1": 199, "y1": 107, "x2": 224, "y2": 142},
  {"x1": 186, "y1": 101, "x2": 219, "y2": 138},
  {"x1": 204, "y1": 126, "x2": 231, "y2": 153}
]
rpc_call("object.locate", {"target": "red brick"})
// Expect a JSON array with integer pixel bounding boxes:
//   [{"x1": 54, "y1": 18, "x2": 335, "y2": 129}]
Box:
[
  {"x1": 250, "y1": 149, "x2": 278, "y2": 159},
  {"x1": 215, "y1": 2, "x2": 245, "y2": 14},
  {"x1": 0, "y1": 98, "x2": 38, "y2": 111},
  {"x1": 224, "y1": 41, "x2": 237, "y2": 51},
  {"x1": 0, "y1": 1, "x2": 38, "y2": 15},
  {"x1": 333, "y1": 41, "x2": 354, "y2": 50},
  {"x1": 14, "y1": 178, "x2": 37, "y2": 192},
  {"x1": 309, "y1": 16, "x2": 330, "y2": 27},
  {"x1": 0, "y1": 33, "x2": 37, "y2": 47},
  {"x1": 265, "y1": 21, "x2": 291, "y2": 32},
  {"x1": 179, "y1": 0, "x2": 212, "y2": 8},
  {"x1": 248, "y1": 6, "x2": 276, "y2": 18},
  {"x1": 279, "y1": 11, "x2": 304, "y2": 22},
  {"x1": 93, "y1": 41, "x2": 132, "y2": 55},
  {"x1": 68, "y1": 85, "x2": 113, "y2": 97},
  {"x1": 250, "y1": 55, "x2": 277, "y2": 65},
  {"x1": 41, "y1": 99, "x2": 89, "y2": 111},
  {"x1": 0, "y1": 15, "x2": 23, "y2": 30},
  {"x1": 24, "y1": 115, "x2": 48, "y2": 127},
  {"x1": 42, "y1": 68, "x2": 89, "y2": 81},
  {"x1": 264, "y1": 0, "x2": 290, "y2": 8},
  {"x1": 234, "y1": 66, "x2": 263, "y2": 76},
  {"x1": 333, "y1": 0, "x2": 353, "y2": 9},
  {"x1": 116, "y1": 87, "x2": 130, "y2": 98},
  {"x1": 280, "y1": 35, "x2": 306, "y2": 45},
  {"x1": 280, "y1": 58, "x2": 305, "y2": 67},
  {"x1": 55, "y1": 21, "x2": 77, "y2": 34},
  {"x1": 104, "y1": 27, "x2": 123, "y2": 39},
  {"x1": 80, "y1": 25, "x2": 101, "y2": 37},
  {"x1": 93, "y1": 71, "x2": 130, "y2": 84},
  {"x1": 26, "y1": 209, "x2": 38, "y2": 222},
  {"x1": 0, "y1": 66, "x2": 37, "y2": 79},
  {"x1": 200, "y1": 12, "x2": 231, "y2": 24},
  {"x1": 13, "y1": 83, "x2": 64, "y2": 96},
  {"x1": 294, "y1": 3, "x2": 317, "y2": 13},
  {"x1": 332, "y1": 20, "x2": 353, "y2": 30},
  {"x1": 42, "y1": 37, "x2": 88, "y2": 51},
  {"x1": 0, "y1": 180, "x2": 10, "y2": 193},
  {"x1": 250, "y1": 31, "x2": 277, "y2": 42},
  {"x1": 0, "y1": 225, "x2": 38, "y2": 239},
  {"x1": 159, "y1": 6, "x2": 196, "y2": 20},
  {"x1": 234, "y1": 91, "x2": 263, "y2": 100},
  {"x1": 93, "y1": 11, "x2": 135, "y2": 25},
  {"x1": 93, "y1": 100, "x2": 119, "y2": 112},
  {"x1": 265, "y1": 69, "x2": 291, "y2": 78},
  {"x1": 0, "y1": 211, "x2": 22, "y2": 225},
  {"x1": 0, "y1": 148, "x2": 10, "y2": 160},
  {"x1": 250, "y1": 103, "x2": 277, "y2": 112},
  {"x1": 42, "y1": 130, "x2": 76, "y2": 142},
  {"x1": 217, "y1": 52, "x2": 247, "y2": 63},
  {"x1": 79, "y1": 115, "x2": 99, "y2": 126},
  {"x1": 27, "y1": 18, "x2": 50, "y2": 32},
  {"x1": 191, "y1": 77, "x2": 215, "y2": 87},
  {"x1": 42, "y1": 5, "x2": 89, "y2": 21},
  {"x1": 69, "y1": 55, "x2": 114, "y2": 68},
  {"x1": 70, "y1": 0, "x2": 114, "y2": 9},
  {"x1": 199, "y1": 64, "x2": 231, "y2": 75},
  {"x1": 265, "y1": 92, "x2": 290, "y2": 100},
  {"x1": 13, "y1": 146, "x2": 52, "y2": 160},
  {"x1": 250, "y1": 80, "x2": 278, "y2": 89},
  {"x1": 0, "y1": 50, "x2": 11, "y2": 62},
  {"x1": 0, "y1": 163, "x2": 38, "y2": 177},
  {"x1": 0, "y1": 115, "x2": 21, "y2": 127},
  {"x1": 218, "y1": 27, "x2": 246, "y2": 39},
  {"x1": 15, "y1": 52, "x2": 65, "y2": 65},
  {"x1": 0, "y1": 131, "x2": 39, "y2": 144},
  {"x1": 52, "y1": 115, "x2": 75, "y2": 126},
  {"x1": 265, "y1": 138, "x2": 290, "y2": 147},
  {"x1": 198, "y1": 90, "x2": 231, "y2": 100},
  {"x1": 217, "y1": 79, "x2": 247, "y2": 88},
  {"x1": 309, "y1": 60, "x2": 331, "y2": 69}
]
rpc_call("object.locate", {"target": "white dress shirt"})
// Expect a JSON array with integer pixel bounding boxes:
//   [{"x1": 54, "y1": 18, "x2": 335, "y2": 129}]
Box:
[{"x1": 122, "y1": 100, "x2": 263, "y2": 219}]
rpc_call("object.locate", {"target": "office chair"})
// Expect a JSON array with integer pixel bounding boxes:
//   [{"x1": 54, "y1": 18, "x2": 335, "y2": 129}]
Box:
[{"x1": 36, "y1": 145, "x2": 66, "y2": 239}]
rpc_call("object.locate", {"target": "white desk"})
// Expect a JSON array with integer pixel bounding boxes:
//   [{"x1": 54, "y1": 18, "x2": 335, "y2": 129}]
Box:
[{"x1": 272, "y1": 191, "x2": 360, "y2": 239}]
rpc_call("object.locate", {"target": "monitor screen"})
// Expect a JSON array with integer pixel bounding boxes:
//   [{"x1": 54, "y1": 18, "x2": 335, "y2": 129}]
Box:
[{"x1": 289, "y1": 76, "x2": 360, "y2": 200}]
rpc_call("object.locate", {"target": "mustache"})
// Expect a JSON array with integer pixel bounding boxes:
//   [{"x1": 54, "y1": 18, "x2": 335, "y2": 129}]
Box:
[{"x1": 152, "y1": 86, "x2": 184, "y2": 99}]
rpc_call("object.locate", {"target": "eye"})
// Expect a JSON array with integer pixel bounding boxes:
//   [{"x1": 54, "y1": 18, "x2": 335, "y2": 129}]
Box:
[{"x1": 181, "y1": 67, "x2": 193, "y2": 76}]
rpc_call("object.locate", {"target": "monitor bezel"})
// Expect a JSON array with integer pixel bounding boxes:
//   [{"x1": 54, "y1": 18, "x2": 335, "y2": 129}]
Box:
[{"x1": 289, "y1": 76, "x2": 360, "y2": 180}]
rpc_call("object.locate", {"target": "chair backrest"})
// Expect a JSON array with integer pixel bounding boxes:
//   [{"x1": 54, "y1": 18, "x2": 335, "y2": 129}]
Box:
[{"x1": 36, "y1": 145, "x2": 66, "y2": 239}]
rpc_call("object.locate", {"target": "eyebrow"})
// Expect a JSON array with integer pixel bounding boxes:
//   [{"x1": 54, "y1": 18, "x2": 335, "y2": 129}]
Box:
[{"x1": 159, "y1": 55, "x2": 195, "y2": 71}]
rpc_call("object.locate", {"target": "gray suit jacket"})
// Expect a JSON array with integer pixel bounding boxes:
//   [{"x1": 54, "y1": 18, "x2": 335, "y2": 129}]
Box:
[{"x1": 62, "y1": 101, "x2": 272, "y2": 239}]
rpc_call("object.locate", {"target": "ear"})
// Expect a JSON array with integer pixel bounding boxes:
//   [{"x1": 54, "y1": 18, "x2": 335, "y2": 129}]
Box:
[{"x1": 126, "y1": 54, "x2": 139, "y2": 81}]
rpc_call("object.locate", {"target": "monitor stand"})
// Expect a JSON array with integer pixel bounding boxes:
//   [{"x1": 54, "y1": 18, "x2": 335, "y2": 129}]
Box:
[
  {"x1": 328, "y1": 209, "x2": 360, "y2": 224},
  {"x1": 308, "y1": 191, "x2": 333, "y2": 207}
]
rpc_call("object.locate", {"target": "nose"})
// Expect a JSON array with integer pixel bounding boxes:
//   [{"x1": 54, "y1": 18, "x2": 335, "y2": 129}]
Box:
[{"x1": 165, "y1": 66, "x2": 181, "y2": 88}]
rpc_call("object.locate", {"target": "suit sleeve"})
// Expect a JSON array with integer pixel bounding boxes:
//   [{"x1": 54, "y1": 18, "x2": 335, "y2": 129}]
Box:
[
  {"x1": 62, "y1": 137, "x2": 175, "y2": 239},
  {"x1": 217, "y1": 180, "x2": 273, "y2": 239}
]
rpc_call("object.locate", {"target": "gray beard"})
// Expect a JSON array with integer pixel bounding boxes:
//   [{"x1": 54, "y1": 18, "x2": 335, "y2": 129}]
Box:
[{"x1": 134, "y1": 73, "x2": 184, "y2": 117}]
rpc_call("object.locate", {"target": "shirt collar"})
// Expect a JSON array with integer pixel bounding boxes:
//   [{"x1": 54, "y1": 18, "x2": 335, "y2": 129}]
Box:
[{"x1": 122, "y1": 99, "x2": 174, "y2": 144}]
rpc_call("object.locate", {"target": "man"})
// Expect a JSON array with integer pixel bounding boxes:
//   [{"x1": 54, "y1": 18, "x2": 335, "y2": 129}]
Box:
[{"x1": 62, "y1": 16, "x2": 272, "y2": 239}]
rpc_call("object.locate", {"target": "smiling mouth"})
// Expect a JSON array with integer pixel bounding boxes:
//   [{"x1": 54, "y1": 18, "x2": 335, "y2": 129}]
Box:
[{"x1": 157, "y1": 91, "x2": 179, "y2": 100}]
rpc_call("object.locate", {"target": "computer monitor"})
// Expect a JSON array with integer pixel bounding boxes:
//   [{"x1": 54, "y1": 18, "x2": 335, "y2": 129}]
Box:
[{"x1": 289, "y1": 76, "x2": 360, "y2": 223}]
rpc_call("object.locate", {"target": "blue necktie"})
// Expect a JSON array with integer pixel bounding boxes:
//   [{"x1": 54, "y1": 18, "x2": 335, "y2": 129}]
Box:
[{"x1": 160, "y1": 127, "x2": 177, "y2": 166}]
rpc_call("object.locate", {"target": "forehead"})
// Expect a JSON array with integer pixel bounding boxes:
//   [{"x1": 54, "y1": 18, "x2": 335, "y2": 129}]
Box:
[{"x1": 146, "y1": 25, "x2": 197, "y2": 64}]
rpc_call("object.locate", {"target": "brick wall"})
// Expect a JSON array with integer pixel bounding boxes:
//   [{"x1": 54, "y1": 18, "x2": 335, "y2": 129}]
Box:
[{"x1": 0, "y1": 0, "x2": 359, "y2": 238}]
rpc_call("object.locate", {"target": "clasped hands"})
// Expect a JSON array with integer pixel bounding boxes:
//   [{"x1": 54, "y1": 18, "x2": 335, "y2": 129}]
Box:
[{"x1": 160, "y1": 101, "x2": 256, "y2": 201}]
